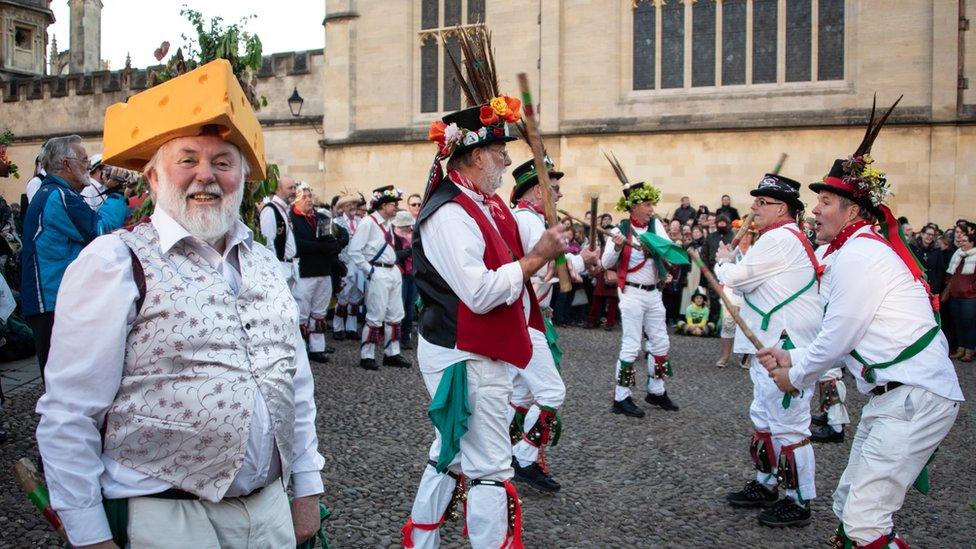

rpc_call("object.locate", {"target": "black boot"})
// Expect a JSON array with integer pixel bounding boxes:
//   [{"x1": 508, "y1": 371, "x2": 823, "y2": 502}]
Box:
[
  {"x1": 324, "y1": 345, "x2": 337, "y2": 354},
  {"x1": 345, "y1": 330, "x2": 359, "y2": 340},
  {"x1": 810, "y1": 424, "x2": 844, "y2": 443},
  {"x1": 810, "y1": 412, "x2": 828, "y2": 426},
  {"x1": 383, "y1": 354, "x2": 412, "y2": 368},
  {"x1": 757, "y1": 497, "x2": 812, "y2": 527},
  {"x1": 333, "y1": 331, "x2": 346, "y2": 341},
  {"x1": 611, "y1": 397, "x2": 645, "y2": 418},
  {"x1": 360, "y1": 358, "x2": 379, "y2": 370},
  {"x1": 513, "y1": 461, "x2": 561, "y2": 493},
  {"x1": 307, "y1": 352, "x2": 330, "y2": 364},
  {"x1": 645, "y1": 391, "x2": 679, "y2": 411},
  {"x1": 726, "y1": 480, "x2": 778, "y2": 508}
]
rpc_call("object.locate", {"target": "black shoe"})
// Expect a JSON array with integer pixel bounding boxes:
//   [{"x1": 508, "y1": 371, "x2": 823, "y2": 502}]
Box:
[
  {"x1": 345, "y1": 330, "x2": 359, "y2": 340},
  {"x1": 307, "y1": 352, "x2": 330, "y2": 364},
  {"x1": 383, "y1": 354, "x2": 412, "y2": 368},
  {"x1": 513, "y1": 462, "x2": 561, "y2": 493},
  {"x1": 757, "y1": 497, "x2": 812, "y2": 528},
  {"x1": 810, "y1": 424, "x2": 844, "y2": 443},
  {"x1": 810, "y1": 412, "x2": 828, "y2": 426},
  {"x1": 360, "y1": 358, "x2": 379, "y2": 370},
  {"x1": 333, "y1": 331, "x2": 346, "y2": 341},
  {"x1": 611, "y1": 397, "x2": 645, "y2": 418},
  {"x1": 645, "y1": 391, "x2": 679, "y2": 411},
  {"x1": 401, "y1": 340, "x2": 414, "y2": 350},
  {"x1": 324, "y1": 345, "x2": 337, "y2": 354},
  {"x1": 726, "y1": 480, "x2": 779, "y2": 508}
]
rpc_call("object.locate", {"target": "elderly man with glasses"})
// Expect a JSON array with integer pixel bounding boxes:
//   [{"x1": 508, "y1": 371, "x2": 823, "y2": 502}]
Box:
[
  {"x1": 714, "y1": 173, "x2": 823, "y2": 528},
  {"x1": 20, "y1": 135, "x2": 128, "y2": 374}
]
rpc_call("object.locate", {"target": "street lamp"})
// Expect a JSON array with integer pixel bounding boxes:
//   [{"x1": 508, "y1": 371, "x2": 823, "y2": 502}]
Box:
[{"x1": 288, "y1": 87, "x2": 304, "y2": 117}]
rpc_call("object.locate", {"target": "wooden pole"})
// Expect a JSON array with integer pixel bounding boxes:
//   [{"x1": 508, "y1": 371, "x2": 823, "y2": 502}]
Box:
[
  {"x1": 559, "y1": 209, "x2": 650, "y2": 254},
  {"x1": 731, "y1": 153, "x2": 788, "y2": 247},
  {"x1": 12, "y1": 458, "x2": 70, "y2": 543},
  {"x1": 588, "y1": 194, "x2": 599, "y2": 251},
  {"x1": 517, "y1": 72, "x2": 572, "y2": 292}
]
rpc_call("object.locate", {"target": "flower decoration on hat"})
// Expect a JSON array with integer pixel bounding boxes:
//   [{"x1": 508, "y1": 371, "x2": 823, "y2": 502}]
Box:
[
  {"x1": 615, "y1": 184, "x2": 661, "y2": 212},
  {"x1": 480, "y1": 96, "x2": 522, "y2": 126},
  {"x1": 839, "y1": 154, "x2": 892, "y2": 207}
]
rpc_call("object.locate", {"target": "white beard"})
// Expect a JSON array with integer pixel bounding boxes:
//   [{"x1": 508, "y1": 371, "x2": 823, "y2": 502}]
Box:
[
  {"x1": 155, "y1": 175, "x2": 243, "y2": 244},
  {"x1": 482, "y1": 160, "x2": 506, "y2": 195}
]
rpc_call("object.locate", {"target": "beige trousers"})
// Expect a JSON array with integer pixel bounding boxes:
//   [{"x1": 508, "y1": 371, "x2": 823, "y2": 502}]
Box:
[{"x1": 127, "y1": 480, "x2": 295, "y2": 548}]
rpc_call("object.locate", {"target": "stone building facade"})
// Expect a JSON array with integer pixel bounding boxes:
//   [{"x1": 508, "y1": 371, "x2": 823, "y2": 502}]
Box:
[
  {"x1": 322, "y1": 0, "x2": 976, "y2": 226},
  {"x1": 0, "y1": 0, "x2": 54, "y2": 80}
]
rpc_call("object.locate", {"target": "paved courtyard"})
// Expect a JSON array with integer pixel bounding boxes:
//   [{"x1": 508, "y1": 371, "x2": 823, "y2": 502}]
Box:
[{"x1": 0, "y1": 328, "x2": 973, "y2": 548}]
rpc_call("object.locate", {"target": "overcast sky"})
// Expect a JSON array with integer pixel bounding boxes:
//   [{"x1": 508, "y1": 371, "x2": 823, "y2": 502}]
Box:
[{"x1": 50, "y1": 1, "x2": 325, "y2": 70}]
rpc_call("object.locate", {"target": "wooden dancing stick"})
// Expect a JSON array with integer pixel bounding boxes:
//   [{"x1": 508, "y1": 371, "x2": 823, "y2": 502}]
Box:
[
  {"x1": 13, "y1": 458, "x2": 70, "y2": 543},
  {"x1": 588, "y1": 194, "x2": 599, "y2": 251},
  {"x1": 517, "y1": 72, "x2": 572, "y2": 292},
  {"x1": 558, "y1": 209, "x2": 649, "y2": 254},
  {"x1": 731, "y1": 153, "x2": 788, "y2": 247},
  {"x1": 687, "y1": 248, "x2": 799, "y2": 396}
]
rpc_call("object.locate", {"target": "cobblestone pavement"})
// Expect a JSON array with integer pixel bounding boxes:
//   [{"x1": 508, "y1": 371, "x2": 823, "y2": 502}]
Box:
[{"x1": 0, "y1": 327, "x2": 973, "y2": 548}]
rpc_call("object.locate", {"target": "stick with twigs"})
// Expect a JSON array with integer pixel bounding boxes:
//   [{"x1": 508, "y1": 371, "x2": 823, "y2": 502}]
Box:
[
  {"x1": 559, "y1": 209, "x2": 651, "y2": 255},
  {"x1": 518, "y1": 72, "x2": 572, "y2": 292}
]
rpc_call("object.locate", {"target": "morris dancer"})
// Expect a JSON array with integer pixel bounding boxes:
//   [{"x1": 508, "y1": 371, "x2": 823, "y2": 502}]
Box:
[
  {"x1": 715, "y1": 173, "x2": 822, "y2": 527},
  {"x1": 332, "y1": 194, "x2": 366, "y2": 340},
  {"x1": 347, "y1": 185, "x2": 410, "y2": 370},
  {"x1": 759, "y1": 97, "x2": 962, "y2": 548},
  {"x1": 507, "y1": 157, "x2": 595, "y2": 493}
]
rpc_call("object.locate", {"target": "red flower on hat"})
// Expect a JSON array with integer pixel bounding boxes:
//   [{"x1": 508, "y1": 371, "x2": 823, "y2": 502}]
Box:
[{"x1": 480, "y1": 95, "x2": 522, "y2": 126}]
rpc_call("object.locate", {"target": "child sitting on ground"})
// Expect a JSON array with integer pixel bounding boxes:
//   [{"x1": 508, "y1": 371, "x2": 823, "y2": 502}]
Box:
[{"x1": 676, "y1": 287, "x2": 714, "y2": 336}]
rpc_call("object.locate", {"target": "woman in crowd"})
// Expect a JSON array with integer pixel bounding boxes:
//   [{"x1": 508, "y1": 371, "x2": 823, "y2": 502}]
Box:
[{"x1": 945, "y1": 229, "x2": 976, "y2": 362}]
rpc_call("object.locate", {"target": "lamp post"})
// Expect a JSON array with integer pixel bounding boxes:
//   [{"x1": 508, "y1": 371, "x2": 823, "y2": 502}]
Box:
[{"x1": 288, "y1": 87, "x2": 304, "y2": 117}]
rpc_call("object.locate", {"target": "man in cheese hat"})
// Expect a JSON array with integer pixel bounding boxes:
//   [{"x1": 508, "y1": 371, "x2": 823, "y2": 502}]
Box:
[{"x1": 35, "y1": 59, "x2": 326, "y2": 548}]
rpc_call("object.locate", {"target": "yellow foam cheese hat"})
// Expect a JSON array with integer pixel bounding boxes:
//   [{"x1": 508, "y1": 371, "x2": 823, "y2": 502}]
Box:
[{"x1": 102, "y1": 59, "x2": 266, "y2": 180}]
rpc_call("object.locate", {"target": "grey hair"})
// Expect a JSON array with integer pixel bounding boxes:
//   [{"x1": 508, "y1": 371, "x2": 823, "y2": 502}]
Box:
[
  {"x1": 445, "y1": 149, "x2": 476, "y2": 172},
  {"x1": 142, "y1": 140, "x2": 250, "y2": 181},
  {"x1": 837, "y1": 196, "x2": 876, "y2": 222},
  {"x1": 41, "y1": 135, "x2": 83, "y2": 173}
]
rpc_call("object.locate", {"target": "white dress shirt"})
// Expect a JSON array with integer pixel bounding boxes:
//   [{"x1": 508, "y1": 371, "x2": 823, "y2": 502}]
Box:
[
  {"x1": 513, "y1": 207, "x2": 585, "y2": 308},
  {"x1": 417, "y1": 185, "x2": 528, "y2": 373},
  {"x1": 787, "y1": 225, "x2": 964, "y2": 400},
  {"x1": 35, "y1": 208, "x2": 324, "y2": 546},
  {"x1": 80, "y1": 177, "x2": 107, "y2": 210},
  {"x1": 259, "y1": 195, "x2": 297, "y2": 261},
  {"x1": 601, "y1": 218, "x2": 669, "y2": 286},
  {"x1": 714, "y1": 224, "x2": 822, "y2": 354},
  {"x1": 347, "y1": 211, "x2": 397, "y2": 273}
]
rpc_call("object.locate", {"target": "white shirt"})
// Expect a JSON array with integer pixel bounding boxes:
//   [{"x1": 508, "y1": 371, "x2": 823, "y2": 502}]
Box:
[
  {"x1": 334, "y1": 213, "x2": 360, "y2": 264},
  {"x1": 417, "y1": 185, "x2": 527, "y2": 373},
  {"x1": 25, "y1": 169, "x2": 45, "y2": 202},
  {"x1": 80, "y1": 177, "x2": 107, "y2": 210},
  {"x1": 787, "y1": 225, "x2": 964, "y2": 400},
  {"x1": 347, "y1": 211, "x2": 397, "y2": 273},
  {"x1": 714, "y1": 223, "x2": 822, "y2": 355},
  {"x1": 259, "y1": 195, "x2": 297, "y2": 261},
  {"x1": 513, "y1": 207, "x2": 585, "y2": 308},
  {"x1": 601, "y1": 218, "x2": 669, "y2": 286},
  {"x1": 35, "y1": 208, "x2": 324, "y2": 546}
]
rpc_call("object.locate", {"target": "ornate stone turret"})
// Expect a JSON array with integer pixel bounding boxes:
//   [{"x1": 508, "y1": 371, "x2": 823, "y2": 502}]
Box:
[
  {"x1": 68, "y1": 0, "x2": 102, "y2": 74},
  {"x1": 0, "y1": 0, "x2": 55, "y2": 80}
]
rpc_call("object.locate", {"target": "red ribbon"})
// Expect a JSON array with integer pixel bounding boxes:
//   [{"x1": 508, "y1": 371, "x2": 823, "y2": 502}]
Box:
[
  {"x1": 515, "y1": 200, "x2": 545, "y2": 216},
  {"x1": 401, "y1": 518, "x2": 441, "y2": 548},
  {"x1": 502, "y1": 481, "x2": 524, "y2": 549},
  {"x1": 758, "y1": 218, "x2": 793, "y2": 236},
  {"x1": 628, "y1": 216, "x2": 648, "y2": 229}
]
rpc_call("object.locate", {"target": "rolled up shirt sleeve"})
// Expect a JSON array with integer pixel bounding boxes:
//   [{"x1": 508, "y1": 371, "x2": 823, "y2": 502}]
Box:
[
  {"x1": 788, "y1": 250, "x2": 882, "y2": 389},
  {"x1": 35, "y1": 235, "x2": 137, "y2": 546},
  {"x1": 290, "y1": 328, "x2": 326, "y2": 497},
  {"x1": 423, "y1": 203, "x2": 524, "y2": 314}
]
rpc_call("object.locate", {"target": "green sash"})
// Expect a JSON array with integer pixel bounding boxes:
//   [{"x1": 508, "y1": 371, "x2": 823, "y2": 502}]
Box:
[
  {"x1": 779, "y1": 336, "x2": 803, "y2": 409},
  {"x1": 849, "y1": 313, "x2": 942, "y2": 384},
  {"x1": 542, "y1": 314, "x2": 562, "y2": 372},
  {"x1": 744, "y1": 275, "x2": 817, "y2": 331},
  {"x1": 428, "y1": 361, "x2": 471, "y2": 472}
]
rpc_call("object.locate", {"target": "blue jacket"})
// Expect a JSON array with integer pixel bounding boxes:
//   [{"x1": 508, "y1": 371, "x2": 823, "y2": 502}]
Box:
[{"x1": 20, "y1": 175, "x2": 128, "y2": 316}]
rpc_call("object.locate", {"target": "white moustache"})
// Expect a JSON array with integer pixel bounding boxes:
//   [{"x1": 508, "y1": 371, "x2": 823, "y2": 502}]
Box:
[{"x1": 184, "y1": 183, "x2": 224, "y2": 199}]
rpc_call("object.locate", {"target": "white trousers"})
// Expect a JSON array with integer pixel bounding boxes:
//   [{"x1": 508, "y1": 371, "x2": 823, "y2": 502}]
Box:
[
  {"x1": 333, "y1": 263, "x2": 363, "y2": 333},
  {"x1": 296, "y1": 276, "x2": 333, "y2": 353},
  {"x1": 833, "y1": 385, "x2": 959, "y2": 545},
  {"x1": 614, "y1": 287, "x2": 670, "y2": 401},
  {"x1": 127, "y1": 479, "x2": 295, "y2": 548},
  {"x1": 749, "y1": 358, "x2": 817, "y2": 501},
  {"x1": 509, "y1": 327, "x2": 565, "y2": 467},
  {"x1": 360, "y1": 267, "x2": 405, "y2": 359},
  {"x1": 819, "y1": 367, "x2": 851, "y2": 431},
  {"x1": 408, "y1": 359, "x2": 515, "y2": 549}
]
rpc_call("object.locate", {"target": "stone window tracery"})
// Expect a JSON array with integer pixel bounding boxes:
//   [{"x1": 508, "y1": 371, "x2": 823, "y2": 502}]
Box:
[{"x1": 418, "y1": 0, "x2": 486, "y2": 114}]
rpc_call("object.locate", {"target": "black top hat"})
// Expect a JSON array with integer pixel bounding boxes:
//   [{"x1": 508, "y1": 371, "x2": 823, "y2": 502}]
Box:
[
  {"x1": 370, "y1": 185, "x2": 402, "y2": 210},
  {"x1": 510, "y1": 157, "x2": 564, "y2": 204},
  {"x1": 750, "y1": 173, "x2": 804, "y2": 211}
]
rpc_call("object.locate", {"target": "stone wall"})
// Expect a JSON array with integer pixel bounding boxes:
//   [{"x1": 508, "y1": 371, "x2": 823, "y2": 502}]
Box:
[{"x1": 0, "y1": 49, "x2": 325, "y2": 199}]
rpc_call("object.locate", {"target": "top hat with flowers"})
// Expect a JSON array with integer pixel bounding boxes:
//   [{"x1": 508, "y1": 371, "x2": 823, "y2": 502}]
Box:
[
  {"x1": 426, "y1": 26, "x2": 522, "y2": 161},
  {"x1": 808, "y1": 94, "x2": 902, "y2": 218},
  {"x1": 370, "y1": 185, "x2": 402, "y2": 211},
  {"x1": 604, "y1": 151, "x2": 661, "y2": 212}
]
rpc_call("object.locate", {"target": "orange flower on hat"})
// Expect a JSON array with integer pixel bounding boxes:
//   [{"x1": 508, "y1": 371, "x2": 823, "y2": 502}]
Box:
[
  {"x1": 480, "y1": 95, "x2": 522, "y2": 126},
  {"x1": 428, "y1": 120, "x2": 447, "y2": 144}
]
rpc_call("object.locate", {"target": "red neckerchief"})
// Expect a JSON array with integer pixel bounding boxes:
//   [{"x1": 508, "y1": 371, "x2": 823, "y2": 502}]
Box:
[
  {"x1": 292, "y1": 205, "x2": 317, "y2": 232},
  {"x1": 822, "y1": 219, "x2": 873, "y2": 259},
  {"x1": 759, "y1": 218, "x2": 793, "y2": 236},
  {"x1": 629, "y1": 216, "x2": 648, "y2": 229},
  {"x1": 515, "y1": 200, "x2": 545, "y2": 216},
  {"x1": 449, "y1": 169, "x2": 505, "y2": 217}
]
